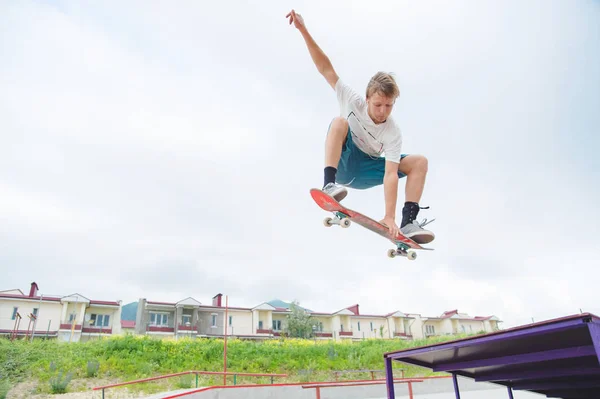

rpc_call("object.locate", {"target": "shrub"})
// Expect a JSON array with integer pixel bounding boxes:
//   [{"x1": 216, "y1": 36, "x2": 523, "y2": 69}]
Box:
[
  {"x1": 86, "y1": 360, "x2": 100, "y2": 378},
  {"x1": 0, "y1": 378, "x2": 10, "y2": 399}
]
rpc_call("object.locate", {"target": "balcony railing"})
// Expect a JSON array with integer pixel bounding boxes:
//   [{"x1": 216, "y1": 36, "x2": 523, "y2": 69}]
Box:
[
  {"x1": 59, "y1": 323, "x2": 82, "y2": 331},
  {"x1": 269, "y1": 330, "x2": 334, "y2": 338},
  {"x1": 147, "y1": 325, "x2": 175, "y2": 333},
  {"x1": 82, "y1": 327, "x2": 112, "y2": 334},
  {"x1": 177, "y1": 324, "x2": 198, "y2": 332}
]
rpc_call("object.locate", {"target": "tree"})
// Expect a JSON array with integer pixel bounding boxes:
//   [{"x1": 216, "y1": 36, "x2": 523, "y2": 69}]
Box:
[{"x1": 283, "y1": 301, "x2": 316, "y2": 339}]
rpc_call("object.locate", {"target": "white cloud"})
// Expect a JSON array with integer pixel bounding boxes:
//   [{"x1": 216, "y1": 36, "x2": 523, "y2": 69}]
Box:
[{"x1": 0, "y1": 182, "x2": 122, "y2": 238}]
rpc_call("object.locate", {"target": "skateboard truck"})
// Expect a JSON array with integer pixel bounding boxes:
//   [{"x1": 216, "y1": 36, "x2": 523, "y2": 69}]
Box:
[
  {"x1": 323, "y1": 211, "x2": 419, "y2": 261},
  {"x1": 323, "y1": 212, "x2": 351, "y2": 228},
  {"x1": 387, "y1": 246, "x2": 418, "y2": 261}
]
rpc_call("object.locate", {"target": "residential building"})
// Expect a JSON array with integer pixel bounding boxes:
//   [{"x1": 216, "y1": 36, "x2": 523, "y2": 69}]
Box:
[
  {"x1": 411, "y1": 309, "x2": 502, "y2": 338},
  {"x1": 1, "y1": 282, "x2": 501, "y2": 342},
  {"x1": 133, "y1": 295, "x2": 501, "y2": 341},
  {"x1": 135, "y1": 295, "x2": 274, "y2": 339},
  {"x1": 0, "y1": 282, "x2": 122, "y2": 342}
]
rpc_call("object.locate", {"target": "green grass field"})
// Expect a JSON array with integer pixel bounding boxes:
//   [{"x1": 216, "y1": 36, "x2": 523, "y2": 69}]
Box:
[{"x1": 0, "y1": 333, "x2": 475, "y2": 396}]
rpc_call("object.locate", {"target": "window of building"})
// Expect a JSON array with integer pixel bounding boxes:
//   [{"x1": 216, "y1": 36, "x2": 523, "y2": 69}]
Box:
[
  {"x1": 90, "y1": 314, "x2": 110, "y2": 327},
  {"x1": 150, "y1": 312, "x2": 168, "y2": 326},
  {"x1": 272, "y1": 320, "x2": 281, "y2": 331}
]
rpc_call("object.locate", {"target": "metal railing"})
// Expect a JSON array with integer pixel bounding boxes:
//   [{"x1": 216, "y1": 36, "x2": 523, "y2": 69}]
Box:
[
  {"x1": 333, "y1": 368, "x2": 404, "y2": 381},
  {"x1": 302, "y1": 378, "x2": 424, "y2": 399},
  {"x1": 92, "y1": 370, "x2": 288, "y2": 399}
]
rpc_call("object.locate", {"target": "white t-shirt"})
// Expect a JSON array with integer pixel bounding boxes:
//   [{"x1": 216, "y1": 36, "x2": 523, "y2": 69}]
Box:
[{"x1": 335, "y1": 78, "x2": 403, "y2": 163}]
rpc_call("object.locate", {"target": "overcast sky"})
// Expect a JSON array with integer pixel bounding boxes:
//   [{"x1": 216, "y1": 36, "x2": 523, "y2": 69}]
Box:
[{"x1": 1, "y1": 0, "x2": 599, "y2": 329}]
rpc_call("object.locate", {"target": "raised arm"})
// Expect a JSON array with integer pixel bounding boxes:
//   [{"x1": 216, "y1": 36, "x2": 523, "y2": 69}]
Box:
[{"x1": 286, "y1": 10, "x2": 339, "y2": 90}]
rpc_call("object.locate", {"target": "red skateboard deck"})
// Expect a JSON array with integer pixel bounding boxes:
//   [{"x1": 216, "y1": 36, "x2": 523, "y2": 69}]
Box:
[{"x1": 310, "y1": 188, "x2": 432, "y2": 260}]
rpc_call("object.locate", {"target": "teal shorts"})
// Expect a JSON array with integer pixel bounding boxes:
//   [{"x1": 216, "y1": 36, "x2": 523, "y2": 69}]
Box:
[{"x1": 334, "y1": 126, "x2": 408, "y2": 190}]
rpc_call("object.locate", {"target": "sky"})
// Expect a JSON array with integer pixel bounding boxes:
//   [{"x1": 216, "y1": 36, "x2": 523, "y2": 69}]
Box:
[{"x1": 1, "y1": 0, "x2": 599, "y2": 330}]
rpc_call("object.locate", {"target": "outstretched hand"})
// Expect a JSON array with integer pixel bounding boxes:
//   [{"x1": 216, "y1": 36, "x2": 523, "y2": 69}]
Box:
[
  {"x1": 380, "y1": 216, "x2": 400, "y2": 238},
  {"x1": 286, "y1": 9, "x2": 306, "y2": 31}
]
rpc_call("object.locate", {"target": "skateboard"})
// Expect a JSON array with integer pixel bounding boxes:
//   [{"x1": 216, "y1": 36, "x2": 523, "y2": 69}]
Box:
[{"x1": 310, "y1": 188, "x2": 433, "y2": 260}]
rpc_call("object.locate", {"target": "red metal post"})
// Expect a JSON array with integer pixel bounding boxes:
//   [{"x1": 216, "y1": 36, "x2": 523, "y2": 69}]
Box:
[
  {"x1": 408, "y1": 381, "x2": 413, "y2": 399},
  {"x1": 223, "y1": 295, "x2": 228, "y2": 385}
]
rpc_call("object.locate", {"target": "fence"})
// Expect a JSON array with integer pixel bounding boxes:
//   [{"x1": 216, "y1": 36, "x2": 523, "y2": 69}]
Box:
[
  {"x1": 92, "y1": 370, "x2": 288, "y2": 399},
  {"x1": 302, "y1": 378, "x2": 424, "y2": 399}
]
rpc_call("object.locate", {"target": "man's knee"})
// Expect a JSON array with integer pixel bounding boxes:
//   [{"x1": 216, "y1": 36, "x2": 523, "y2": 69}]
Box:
[
  {"x1": 401, "y1": 154, "x2": 428, "y2": 175},
  {"x1": 328, "y1": 117, "x2": 349, "y2": 138},
  {"x1": 415, "y1": 155, "x2": 428, "y2": 173}
]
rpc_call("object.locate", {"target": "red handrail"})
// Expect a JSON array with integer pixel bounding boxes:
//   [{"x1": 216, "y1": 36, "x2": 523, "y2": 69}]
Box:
[
  {"x1": 92, "y1": 371, "x2": 448, "y2": 399},
  {"x1": 302, "y1": 378, "x2": 424, "y2": 399},
  {"x1": 92, "y1": 370, "x2": 288, "y2": 399},
  {"x1": 333, "y1": 368, "x2": 405, "y2": 380},
  {"x1": 93, "y1": 371, "x2": 194, "y2": 390},
  {"x1": 157, "y1": 378, "x2": 425, "y2": 399}
]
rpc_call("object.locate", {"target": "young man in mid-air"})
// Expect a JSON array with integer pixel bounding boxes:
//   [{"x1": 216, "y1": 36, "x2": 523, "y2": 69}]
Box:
[{"x1": 286, "y1": 9, "x2": 434, "y2": 244}]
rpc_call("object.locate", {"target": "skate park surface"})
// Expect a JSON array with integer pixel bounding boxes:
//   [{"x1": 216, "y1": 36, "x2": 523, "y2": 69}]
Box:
[{"x1": 141, "y1": 376, "x2": 543, "y2": 398}]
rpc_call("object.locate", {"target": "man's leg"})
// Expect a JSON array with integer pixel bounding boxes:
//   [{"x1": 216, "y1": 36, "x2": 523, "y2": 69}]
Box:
[
  {"x1": 325, "y1": 117, "x2": 349, "y2": 169},
  {"x1": 322, "y1": 117, "x2": 349, "y2": 201},
  {"x1": 398, "y1": 154, "x2": 428, "y2": 204},
  {"x1": 397, "y1": 154, "x2": 435, "y2": 243}
]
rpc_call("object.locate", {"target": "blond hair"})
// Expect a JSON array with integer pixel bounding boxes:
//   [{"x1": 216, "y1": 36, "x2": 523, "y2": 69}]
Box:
[{"x1": 366, "y1": 72, "x2": 399, "y2": 99}]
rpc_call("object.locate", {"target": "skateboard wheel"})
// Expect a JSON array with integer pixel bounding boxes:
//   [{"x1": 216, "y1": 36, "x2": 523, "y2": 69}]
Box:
[
  {"x1": 387, "y1": 249, "x2": 396, "y2": 258},
  {"x1": 323, "y1": 217, "x2": 333, "y2": 227},
  {"x1": 341, "y1": 219, "x2": 351, "y2": 228},
  {"x1": 407, "y1": 250, "x2": 417, "y2": 261}
]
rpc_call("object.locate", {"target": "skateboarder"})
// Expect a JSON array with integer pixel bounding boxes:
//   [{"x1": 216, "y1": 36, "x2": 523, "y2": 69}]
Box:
[{"x1": 286, "y1": 9, "x2": 435, "y2": 244}]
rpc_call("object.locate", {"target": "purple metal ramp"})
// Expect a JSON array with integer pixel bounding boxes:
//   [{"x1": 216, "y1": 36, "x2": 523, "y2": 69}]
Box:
[{"x1": 383, "y1": 313, "x2": 600, "y2": 399}]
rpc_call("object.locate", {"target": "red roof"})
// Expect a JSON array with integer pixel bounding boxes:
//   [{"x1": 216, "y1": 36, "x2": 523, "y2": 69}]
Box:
[
  {"x1": 0, "y1": 293, "x2": 61, "y2": 302},
  {"x1": 0, "y1": 293, "x2": 119, "y2": 306},
  {"x1": 441, "y1": 309, "x2": 458, "y2": 318},
  {"x1": 90, "y1": 300, "x2": 120, "y2": 307},
  {"x1": 147, "y1": 301, "x2": 176, "y2": 306},
  {"x1": 121, "y1": 320, "x2": 136, "y2": 328},
  {"x1": 346, "y1": 304, "x2": 360, "y2": 315},
  {"x1": 199, "y1": 304, "x2": 251, "y2": 311}
]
